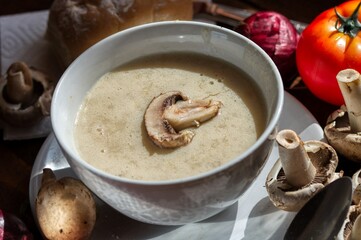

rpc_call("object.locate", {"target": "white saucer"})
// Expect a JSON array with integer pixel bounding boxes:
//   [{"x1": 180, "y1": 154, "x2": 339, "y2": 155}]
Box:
[{"x1": 29, "y1": 91, "x2": 324, "y2": 240}]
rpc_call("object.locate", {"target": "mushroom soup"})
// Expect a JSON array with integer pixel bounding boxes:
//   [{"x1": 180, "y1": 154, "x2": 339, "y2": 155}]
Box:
[{"x1": 74, "y1": 53, "x2": 266, "y2": 181}]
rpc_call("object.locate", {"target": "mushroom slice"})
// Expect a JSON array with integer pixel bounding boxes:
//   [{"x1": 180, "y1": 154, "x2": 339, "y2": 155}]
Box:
[
  {"x1": 324, "y1": 69, "x2": 361, "y2": 163},
  {"x1": 164, "y1": 98, "x2": 222, "y2": 131},
  {"x1": 0, "y1": 62, "x2": 54, "y2": 126},
  {"x1": 144, "y1": 91, "x2": 221, "y2": 148},
  {"x1": 266, "y1": 129, "x2": 342, "y2": 212}
]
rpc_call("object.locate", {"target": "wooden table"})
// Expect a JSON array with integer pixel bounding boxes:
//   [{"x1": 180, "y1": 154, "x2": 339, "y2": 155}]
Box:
[{"x1": 0, "y1": 0, "x2": 358, "y2": 238}]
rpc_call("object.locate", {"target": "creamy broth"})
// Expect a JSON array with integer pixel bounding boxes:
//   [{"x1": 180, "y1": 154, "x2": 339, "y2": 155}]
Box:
[{"x1": 74, "y1": 53, "x2": 266, "y2": 181}]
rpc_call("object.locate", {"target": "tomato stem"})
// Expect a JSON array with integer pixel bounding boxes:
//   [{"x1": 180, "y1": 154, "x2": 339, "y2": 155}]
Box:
[{"x1": 335, "y1": 1, "x2": 361, "y2": 38}]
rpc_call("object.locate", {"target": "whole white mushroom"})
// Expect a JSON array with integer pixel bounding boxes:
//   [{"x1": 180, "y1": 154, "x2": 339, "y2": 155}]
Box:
[{"x1": 35, "y1": 168, "x2": 96, "y2": 240}]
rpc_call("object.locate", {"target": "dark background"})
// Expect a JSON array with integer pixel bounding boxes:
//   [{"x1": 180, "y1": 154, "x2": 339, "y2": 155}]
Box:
[{"x1": 0, "y1": 0, "x2": 346, "y2": 23}]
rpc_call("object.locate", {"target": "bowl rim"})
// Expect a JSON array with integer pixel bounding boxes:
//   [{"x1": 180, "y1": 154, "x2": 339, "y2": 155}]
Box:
[{"x1": 51, "y1": 20, "x2": 284, "y2": 186}]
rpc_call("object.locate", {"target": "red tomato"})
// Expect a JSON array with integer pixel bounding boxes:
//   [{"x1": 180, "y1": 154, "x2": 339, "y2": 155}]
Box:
[{"x1": 296, "y1": 1, "x2": 361, "y2": 106}]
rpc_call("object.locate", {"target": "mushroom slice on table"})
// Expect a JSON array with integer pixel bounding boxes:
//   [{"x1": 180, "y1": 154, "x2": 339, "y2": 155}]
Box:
[
  {"x1": 144, "y1": 91, "x2": 222, "y2": 148},
  {"x1": 266, "y1": 129, "x2": 342, "y2": 212},
  {"x1": 0, "y1": 62, "x2": 54, "y2": 126},
  {"x1": 324, "y1": 69, "x2": 361, "y2": 163}
]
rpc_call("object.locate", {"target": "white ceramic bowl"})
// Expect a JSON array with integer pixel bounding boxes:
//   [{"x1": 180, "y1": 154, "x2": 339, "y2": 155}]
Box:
[{"x1": 51, "y1": 21, "x2": 284, "y2": 225}]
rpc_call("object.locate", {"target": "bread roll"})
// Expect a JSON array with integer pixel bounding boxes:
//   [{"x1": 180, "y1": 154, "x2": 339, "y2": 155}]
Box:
[{"x1": 46, "y1": 0, "x2": 193, "y2": 68}]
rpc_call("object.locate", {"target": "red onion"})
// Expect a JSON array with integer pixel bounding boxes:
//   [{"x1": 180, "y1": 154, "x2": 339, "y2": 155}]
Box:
[
  {"x1": 0, "y1": 209, "x2": 33, "y2": 240},
  {"x1": 234, "y1": 11, "x2": 300, "y2": 84}
]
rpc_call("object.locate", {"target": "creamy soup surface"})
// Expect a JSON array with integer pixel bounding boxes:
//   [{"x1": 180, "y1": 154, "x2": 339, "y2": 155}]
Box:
[{"x1": 74, "y1": 53, "x2": 266, "y2": 181}]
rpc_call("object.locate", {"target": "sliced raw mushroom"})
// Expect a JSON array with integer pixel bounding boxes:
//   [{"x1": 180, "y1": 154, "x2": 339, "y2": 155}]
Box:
[
  {"x1": 144, "y1": 91, "x2": 222, "y2": 148},
  {"x1": 324, "y1": 69, "x2": 361, "y2": 162},
  {"x1": 266, "y1": 129, "x2": 342, "y2": 211},
  {"x1": 0, "y1": 62, "x2": 54, "y2": 126}
]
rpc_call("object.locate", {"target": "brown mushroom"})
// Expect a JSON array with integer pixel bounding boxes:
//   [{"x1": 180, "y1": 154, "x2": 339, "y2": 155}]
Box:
[
  {"x1": 144, "y1": 91, "x2": 222, "y2": 148},
  {"x1": 36, "y1": 168, "x2": 96, "y2": 240},
  {"x1": 336, "y1": 170, "x2": 361, "y2": 240},
  {"x1": 350, "y1": 214, "x2": 361, "y2": 240},
  {"x1": 353, "y1": 169, "x2": 361, "y2": 205},
  {"x1": 266, "y1": 129, "x2": 342, "y2": 211},
  {"x1": 324, "y1": 69, "x2": 361, "y2": 162},
  {"x1": 337, "y1": 203, "x2": 361, "y2": 240},
  {"x1": 0, "y1": 61, "x2": 54, "y2": 126}
]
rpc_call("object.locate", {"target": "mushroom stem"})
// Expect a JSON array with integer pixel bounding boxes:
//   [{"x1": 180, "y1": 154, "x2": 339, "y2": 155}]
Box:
[
  {"x1": 337, "y1": 69, "x2": 361, "y2": 133},
  {"x1": 163, "y1": 99, "x2": 222, "y2": 131},
  {"x1": 276, "y1": 129, "x2": 316, "y2": 188},
  {"x1": 41, "y1": 168, "x2": 56, "y2": 186},
  {"x1": 6, "y1": 62, "x2": 34, "y2": 104}
]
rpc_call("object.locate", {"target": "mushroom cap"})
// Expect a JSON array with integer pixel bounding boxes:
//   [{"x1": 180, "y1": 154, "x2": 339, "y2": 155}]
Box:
[
  {"x1": 266, "y1": 140, "x2": 340, "y2": 211},
  {"x1": 324, "y1": 107, "x2": 361, "y2": 163},
  {"x1": 36, "y1": 169, "x2": 96, "y2": 240},
  {"x1": 0, "y1": 64, "x2": 54, "y2": 127},
  {"x1": 144, "y1": 91, "x2": 221, "y2": 148},
  {"x1": 337, "y1": 204, "x2": 361, "y2": 240}
]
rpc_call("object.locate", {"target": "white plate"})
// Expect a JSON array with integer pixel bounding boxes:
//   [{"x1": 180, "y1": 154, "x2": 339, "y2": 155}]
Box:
[{"x1": 29, "y1": 91, "x2": 324, "y2": 240}]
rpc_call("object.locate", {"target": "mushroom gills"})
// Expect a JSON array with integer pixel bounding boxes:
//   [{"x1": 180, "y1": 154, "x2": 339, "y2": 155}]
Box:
[
  {"x1": 338, "y1": 204, "x2": 361, "y2": 240},
  {"x1": 144, "y1": 91, "x2": 222, "y2": 148},
  {"x1": 350, "y1": 213, "x2": 361, "y2": 240}
]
